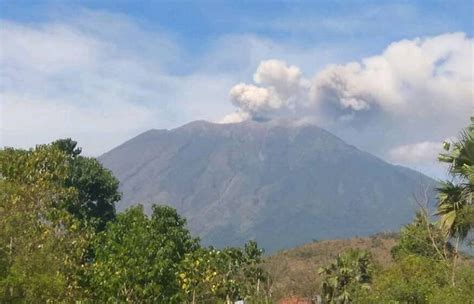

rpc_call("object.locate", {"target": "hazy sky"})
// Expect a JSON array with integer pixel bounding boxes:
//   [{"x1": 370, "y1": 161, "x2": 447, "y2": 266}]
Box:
[{"x1": 1, "y1": 0, "x2": 473, "y2": 178}]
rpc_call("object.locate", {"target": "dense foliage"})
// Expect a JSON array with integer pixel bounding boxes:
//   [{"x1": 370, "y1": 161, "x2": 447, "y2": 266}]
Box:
[
  {"x1": 1, "y1": 118, "x2": 472, "y2": 303},
  {"x1": 86, "y1": 205, "x2": 198, "y2": 302},
  {"x1": 318, "y1": 249, "x2": 373, "y2": 303},
  {"x1": 318, "y1": 117, "x2": 474, "y2": 303},
  {"x1": 179, "y1": 241, "x2": 269, "y2": 303},
  {"x1": 0, "y1": 144, "x2": 93, "y2": 301},
  {"x1": 390, "y1": 212, "x2": 451, "y2": 261},
  {"x1": 437, "y1": 117, "x2": 474, "y2": 243},
  {"x1": 52, "y1": 138, "x2": 121, "y2": 231},
  {"x1": 0, "y1": 140, "x2": 269, "y2": 303}
]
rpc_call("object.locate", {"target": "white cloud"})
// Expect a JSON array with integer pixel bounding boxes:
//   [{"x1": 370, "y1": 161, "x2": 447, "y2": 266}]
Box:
[
  {"x1": 1, "y1": 7, "x2": 472, "y2": 178},
  {"x1": 253, "y1": 59, "x2": 304, "y2": 94},
  {"x1": 224, "y1": 32, "x2": 473, "y2": 176},
  {"x1": 4, "y1": 12, "x2": 338, "y2": 155},
  {"x1": 1, "y1": 21, "x2": 100, "y2": 73},
  {"x1": 1, "y1": 94, "x2": 156, "y2": 155},
  {"x1": 227, "y1": 32, "x2": 473, "y2": 125},
  {"x1": 0, "y1": 16, "x2": 171, "y2": 155},
  {"x1": 310, "y1": 32, "x2": 473, "y2": 118},
  {"x1": 389, "y1": 141, "x2": 442, "y2": 165},
  {"x1": 0, "y1": 11, "x2": 240, "y2": 154}
]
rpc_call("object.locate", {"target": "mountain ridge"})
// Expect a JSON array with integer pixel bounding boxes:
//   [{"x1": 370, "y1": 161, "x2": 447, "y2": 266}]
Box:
[{"x1": 99, "y1": 119, "x2": 436, "y2": 253}]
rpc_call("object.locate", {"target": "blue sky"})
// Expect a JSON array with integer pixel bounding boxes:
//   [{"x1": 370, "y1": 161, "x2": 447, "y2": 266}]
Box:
[
  {"x1": 3, "y1": 1, "x2": 473, "y2": 69},
  {"x1": 1, "y1": 0, "x2": 473, "y2": 178}
]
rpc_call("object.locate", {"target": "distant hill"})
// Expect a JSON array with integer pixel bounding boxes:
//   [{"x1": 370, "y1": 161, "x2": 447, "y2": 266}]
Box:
[
  {"x1": 265, "y1": 233, "x2": 474, "y2": 301},
  {"x1": 264, "y1": 233, "x2": 398, "y2": 301},
  {"x1": 99, "y1": 119, "x2": 436, "y2": 253}
]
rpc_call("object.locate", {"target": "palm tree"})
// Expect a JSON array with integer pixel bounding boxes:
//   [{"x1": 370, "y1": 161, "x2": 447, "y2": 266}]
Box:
[
  {"x1": 437, "y1": 116, "x2": 474, "y2": 240},
  {"x1": 319, "y1": 249, "x2": 373, "y2": 303},
  {"x1": 436, "y1": 116, "x2": 474, "y2": 285}
]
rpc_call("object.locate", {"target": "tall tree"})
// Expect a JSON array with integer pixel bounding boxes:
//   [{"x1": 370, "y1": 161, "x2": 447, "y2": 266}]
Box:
[
  {"x1": 52, "y1": 138, "x2": 121, "y2": 231},
  {"x1": 178, "y1": 241, "x2": 269, "y2": 304},
  {"x1": 87, "y1": 205, "x2": 198, "y2": 303},
  {"x1": 391, "y1": 212, "x2": 451, "y2": 261},
  {"x1": 436, "y1": 117, "x2": 474, "y2": 285},
  {"x1": 319, "y1": 249, "x2": 373, "y2": 304},
  {"x1": 437, "y1": 117, "x2": 474, "y2": 241},
  {"x1": 0, "y1": 145, "x2": 91, "y2": 302}
]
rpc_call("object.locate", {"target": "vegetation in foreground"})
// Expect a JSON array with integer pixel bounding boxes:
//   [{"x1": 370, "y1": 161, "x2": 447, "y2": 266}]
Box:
[
  {"x1": 313, "y1": 117, "x2": 474, "y2": 303},
  {"x1": 0, "y1": 118, "x2": 473, "y2": 303},
  {"x1": 0, "y1": 139, "x2": 270, "y2": 303},
  {"x1": 264, "y1": 233, "x2": 398, "y2": 301}
]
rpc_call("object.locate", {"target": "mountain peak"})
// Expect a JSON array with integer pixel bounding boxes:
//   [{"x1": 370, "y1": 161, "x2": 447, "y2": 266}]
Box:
[
  {"x1": 99, "y1": 120, "x2": 435, "y2": 253},
  {"x1": 176, "y1": 118, "x2": 321, "y2": 131}
]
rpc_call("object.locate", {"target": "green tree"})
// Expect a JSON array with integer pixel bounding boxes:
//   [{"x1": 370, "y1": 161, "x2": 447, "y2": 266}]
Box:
[
  {"x1": 0, "y1": 145, "x2": 91, "y2": 302},
  {"x1": 437, "y1": 117, "x2": 474, "y2": 240},
  {"x1": 357, "y1": 255, "x2": 474, "y2": 304},
  {"x1": 359, "y1": 255, "x2": 449, "y2": 303},
  {"x1": 436, "y1": 117, "x2": 474, "y2": 285},
  {"x1": 52, "y1": 138, "x2": 121, "y2": 231},
  {"x1": 391, "y1": 212, "x2": 451, "y2": 261},
  {"x1": 179, "y1": 248, "x2": 221, "y2": 303},
  {"x1": 428, "y1": 266, "x2": 474, "y2": 304},
  {"x1": 178, "y1": 241, "x2": 270, "y2": 304},
  {"x1": 241, "y1": 240, "x2": 268, "y2": 301},
  {"x1": 87, "y1": 205, "x2": 198, "y2": 303},
  {"x1": 319, "y1": 249, "x2": 373, "y2": 303}
]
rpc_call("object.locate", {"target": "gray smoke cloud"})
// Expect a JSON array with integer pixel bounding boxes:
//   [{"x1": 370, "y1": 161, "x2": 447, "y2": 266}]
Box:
[
  {"x1": 222, "y1": 60, "x2": 310, "y2": 122},
  {"x1": 222, "y1": 33, "x2": 474, "y2": 177}
]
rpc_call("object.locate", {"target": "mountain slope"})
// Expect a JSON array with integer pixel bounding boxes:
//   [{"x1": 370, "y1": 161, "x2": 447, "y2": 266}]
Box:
[
  {"x1": 265, "y1": 233, "x2": 474, "y2": 301},
  {"x1": 264, "y1": 233, "x2": 398, "y2": 301},
  {"x1": 99, "y1": 119, "x2": 436, "y2": 252}
]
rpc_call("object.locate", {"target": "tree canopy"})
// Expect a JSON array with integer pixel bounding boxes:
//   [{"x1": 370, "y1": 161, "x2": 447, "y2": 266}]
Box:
[
  {"x1": 2, "y1": 118, "x2": 473, "y2": 302},
  {"x1": 0, "y1": 144, "x2": 91, "y2": 301},
  {"x1": 52, "y1": 138, "x2": 121, "y2": 231},
  {"x1": 437, "y1": 117, "x2": 474, "y2": 241},
  {"x1": 0, "y1": 140, "x2": 270, "y2": 303}
]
